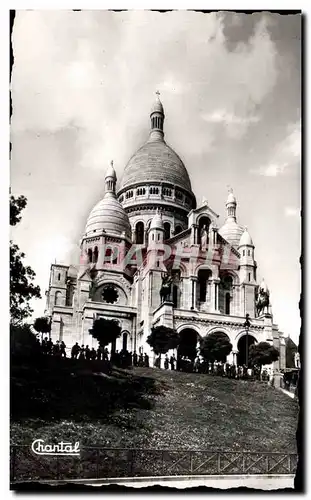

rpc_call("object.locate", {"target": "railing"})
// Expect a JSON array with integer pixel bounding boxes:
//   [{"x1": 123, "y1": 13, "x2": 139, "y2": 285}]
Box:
[{"x1": 10, "y1": 446, "x2": 297, "y2": 483}]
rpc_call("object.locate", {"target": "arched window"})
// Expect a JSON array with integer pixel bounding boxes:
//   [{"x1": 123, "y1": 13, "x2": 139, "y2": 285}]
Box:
[
  {"x1": 57, "y1": 273, "x2": 61, "y2": 281},
  {"x1": 164, "y1": 222, "x2": 171, "y2": 240},
  {"x1": 93, "y1": 246, "x2": 99, "y2": 263},
  {"x1": 243, "y1": 250, "x2": 245, "y2": 256},
  {"x1": 172, "y1": 285, "x2": 178, "y2": 308},
  {"x1": 175, "y1": 225, "x2": 182, "y2": 235},
  {"x1": 65, "y1": 281, "x2": 74, "y2": 306},
  {"x1": 198, "y1": 269, "x2": 212, "y2": 303},
  {"x1": 135, "y1": 221, "x2": 144, "y2": 244},
  {"x1": 219, "y1": 275, "x2": 233, "y2": 315},
  {"x1": 248, "y1": 249, "x2": 251, "y2": 256},
  {"x1": 54, "y1": 291, "x2": 62, "y2": 306},
  {"x1": 122, "y1": 332, "x2": 128, "y2": 351},
  {"x1": 104, "y1": 247, "x2": 112, "y2": 262},
  {"x1": 88, "y1": 248, "x2": 93, "y2": 263},
  {"x1": 104, "y1": 246, "x2": 118, "y2": 264},
  {"x1": 225, "y1": 292, "x2": 230, "y2": 315}
]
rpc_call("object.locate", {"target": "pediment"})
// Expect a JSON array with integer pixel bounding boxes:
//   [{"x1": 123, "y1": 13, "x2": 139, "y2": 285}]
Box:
[{"x1": 192, "y1": 202, "x2": 219, "y2": 220}]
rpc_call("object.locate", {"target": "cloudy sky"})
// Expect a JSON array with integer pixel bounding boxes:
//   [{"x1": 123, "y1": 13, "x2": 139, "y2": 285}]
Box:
[{"x1": 10, "y1": 10, "x2": 301, "y2": 341}]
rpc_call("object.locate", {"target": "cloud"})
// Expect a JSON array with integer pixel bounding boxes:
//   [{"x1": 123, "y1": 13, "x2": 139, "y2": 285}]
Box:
[
  {"x1": 251, "y1": 120, "x2": 301, "y2": 176},
  {"x1": 202, "y1": 109, "x2": 260, "y2": 139},
  {"x1": 203, "y1": 109, "x2": 260, "y2": 125},
  {"x1": 285, "y1": 207, "x2": 300, "y2": 218}
]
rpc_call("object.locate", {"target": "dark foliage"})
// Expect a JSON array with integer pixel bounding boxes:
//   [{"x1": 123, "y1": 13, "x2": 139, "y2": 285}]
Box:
[
  {"x1": 147, "y1": 325, "x2": 180, "y2": 355},
  {"x1": 10, "y1": 195, "x2": 41, "y2": 324},
  {"x1": 200, "y1": 332, "x2": 232, "y2": 363},
  {"x1": 249, "y1": 342, "x2": 279, "y2": 371},
  {"x1": 89, "y1": 317, "x2": 121, "y2": 347},
  {"x1": 10, "y1": 195, "x2": 27, "y2": 226},
  {"x1": 10, "y1": 323, "x2": 41, "y2": 357},
  {"x1": 33, "y1": 316, "x2": 51, "y2": 338}
]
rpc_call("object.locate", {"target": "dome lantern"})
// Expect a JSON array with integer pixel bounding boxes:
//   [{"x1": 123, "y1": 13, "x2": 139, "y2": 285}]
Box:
[
  {"x1": 149, "y1": 91, "x2": 165, "y2": 142},
  {"x1": 105, "y1": 160, "x2": 117, "y2": 194},
  {"x1": 226, "y1": 187, "x2": 237, "y2": 221}
]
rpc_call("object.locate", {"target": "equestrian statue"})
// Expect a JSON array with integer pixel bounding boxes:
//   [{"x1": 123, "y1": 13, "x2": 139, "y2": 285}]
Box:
[{"x1": 255, "y1": 279, "x2": 270, "y2": 316}]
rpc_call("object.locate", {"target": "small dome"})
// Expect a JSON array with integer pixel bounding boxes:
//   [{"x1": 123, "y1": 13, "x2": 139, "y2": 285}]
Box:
[
  {"x1": 151, "y1": 94, "x2": 164, "y2": 114},
  {"x1": 105, "y1": 161, "x2": 116, "y2": 179},
  {"x1": 85, "y1": 193, "x2": 131, "y2": 239},
  {"x1": 218, "y1": 220, "x2": 244, "y2": 247},
  {"x1": 150, "y1": 212, "x2": 164, "y2": 230},
  {"x1": 239, "y1": 229, "x2": 254, "y2": 247}
]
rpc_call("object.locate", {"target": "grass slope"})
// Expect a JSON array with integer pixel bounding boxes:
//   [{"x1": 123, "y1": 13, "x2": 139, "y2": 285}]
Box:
[{"x1": 11, "y1": 357, "x2": 298, "y2": 453}]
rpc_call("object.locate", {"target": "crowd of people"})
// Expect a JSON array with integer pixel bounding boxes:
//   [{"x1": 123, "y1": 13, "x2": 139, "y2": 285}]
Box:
[
  {"x1": 37, "y1": 337, "x2": 150, "y2": 369},
  {"x1": 160, "y1": 354, "x2": 271, "y2": 380},
  {"x1": 151, "y1": 353, "x2": 271, "y2": 380},
  {"x1": 37, "y1": 337, "x2": 273, "y2": 380}
]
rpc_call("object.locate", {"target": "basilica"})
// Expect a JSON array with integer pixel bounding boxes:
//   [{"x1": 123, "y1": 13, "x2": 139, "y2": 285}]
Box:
[{"x1": 45, "y1": 94, "x2": 286, "y2": 370}]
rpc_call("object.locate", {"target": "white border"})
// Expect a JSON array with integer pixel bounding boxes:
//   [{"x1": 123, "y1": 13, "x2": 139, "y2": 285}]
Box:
[{"x1": 3, "y1": 4, "x2": 306, "y2": 498}]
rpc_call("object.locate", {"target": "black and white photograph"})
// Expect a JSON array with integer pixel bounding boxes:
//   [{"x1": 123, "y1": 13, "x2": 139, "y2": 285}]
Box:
[{"x1": 9, "y1": 9, "x2": 302, "y2": 491}]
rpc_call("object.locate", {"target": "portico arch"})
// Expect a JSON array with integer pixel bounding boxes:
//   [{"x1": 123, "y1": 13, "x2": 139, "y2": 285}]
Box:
[
  {"x1": 204, "y1": 326, "x2": 232, "y2": 339},
  {"x1": 237, "y1": 334, "x2": 257, "y2": 367},
  {"x1": 177, "y1": 324, "x2": 202, "y2": 337},
  {"x1": 234, "y1": 330, "x2": 259, "y2": 350},
  {"x1": 177, "y1": 327, "x2": 201, "y2": 361}
]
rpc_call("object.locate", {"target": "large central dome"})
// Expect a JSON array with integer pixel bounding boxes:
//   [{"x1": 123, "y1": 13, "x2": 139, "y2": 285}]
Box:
[
  {"x1": 117, "y1": 93, "x2": 195, "y2": 202},
  {"x1": 120, "y1": 140, "x2": 192, "y2": 192}
]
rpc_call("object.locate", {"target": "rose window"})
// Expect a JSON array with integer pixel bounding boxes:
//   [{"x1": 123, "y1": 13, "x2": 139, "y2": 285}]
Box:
[{"x1": 102, "y1": 286, "x2": 119, "y2": 304}]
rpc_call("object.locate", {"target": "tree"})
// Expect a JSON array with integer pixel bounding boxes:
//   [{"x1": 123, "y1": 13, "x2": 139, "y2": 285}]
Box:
[
  {"x1": 200, "y1": 332, "x2": 232, "y2": 367},
  {"x1": 248, "y1": 342, "x2": 279, "y2": 374},
  {"x1": 34, "y1": 316, "x2": 51, "y2": 340},
  {"x1": 89, "y1": 318, "x2": 121, "y2": 348},
  {"x1": 147, "y1": 325, "x2": 180, "y2": 358},
  {"x1": 10, "y1": 195, "x2": 41, "y2": 324},
  {"x1": 10, "y1": 323, "x2": 40, "y2": 357}
]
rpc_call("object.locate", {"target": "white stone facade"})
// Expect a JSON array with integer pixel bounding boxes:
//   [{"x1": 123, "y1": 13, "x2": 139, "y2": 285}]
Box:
[{"x1": 45, "y1": 95, "x2": 286, "y2": 370}]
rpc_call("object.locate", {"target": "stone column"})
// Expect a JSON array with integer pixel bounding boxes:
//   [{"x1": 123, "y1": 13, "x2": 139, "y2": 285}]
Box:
[
  {"x1": 204, "y1": 280, "x2": 212, "y2": 311},
  {"x1": 180, "y1": 277, "x2": 184, "y2": 308},
  {"x1": 148, "y1": 271, "x2": 153, "y2": 306},
  {"x1": 213, "y1": 228, "x2": 217, "y2": 245},
  {"x1": 193, "y1": 278, "x2": 198, "y2": 309},
  {"x1": 232, "y1": 350, "x2": 238, "y2": 366},
  {"x1": 214, "y1": 278, "x2": 220, "y2": 312},
  {"x1": 190, "y1": 277, "x2": 197, "y2": 309}
]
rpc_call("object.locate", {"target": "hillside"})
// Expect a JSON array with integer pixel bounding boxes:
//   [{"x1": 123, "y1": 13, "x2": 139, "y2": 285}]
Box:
[{"x1": 11, "y1": 357, "x2": 298, "y2": 453}]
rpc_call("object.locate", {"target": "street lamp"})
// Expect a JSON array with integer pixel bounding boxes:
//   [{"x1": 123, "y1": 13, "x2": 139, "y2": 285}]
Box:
[{"x1": 243, "y1": 313, "x2": 251, "y2": 368}]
